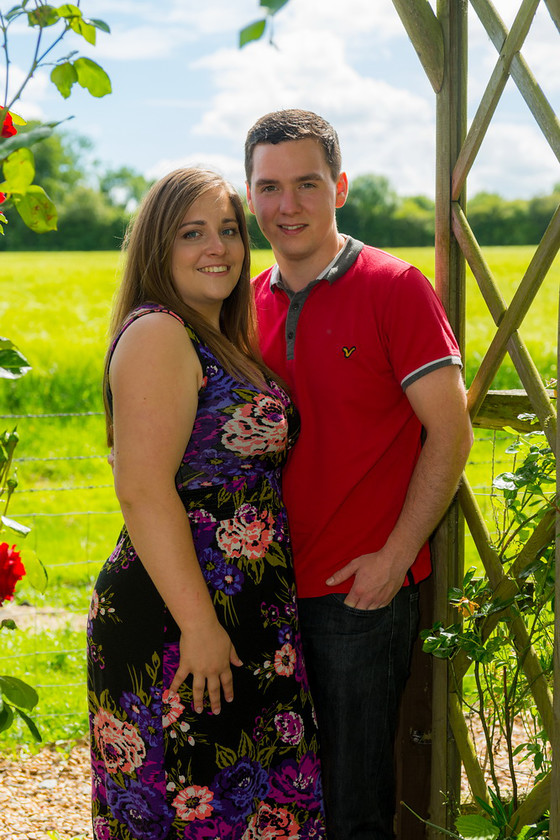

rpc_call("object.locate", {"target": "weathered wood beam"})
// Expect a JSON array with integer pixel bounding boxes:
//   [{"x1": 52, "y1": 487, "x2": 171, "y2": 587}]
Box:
[
  {"x1": 544, "y1": 0, "x2": 560, "y2": 34},
  {"x1": 431, "y1": 0, "x2": 468, "y2": 831},
  {"x1": 467, "y1": 204, "x2": 560, "y2": 422},
  {"x1": 391, "y1": 0, "x2": 444, "y2": 93},
  {"x1": 452, "y1": 0, "x2": 540, "y2": 200},
  {"x1": 470, "y1": 0, "x2": 560, "y2": 164},
  {"x1": 474, "y1": 389, "x2": 556, "y2": 433},
  {"x1": 448, "y1": 693, "x2": 491, "y2": 806},
  {"x1": 508, "y1": 773, "x2": 551, "y2": 835},
  {"x1": 552, "y1": 293, "x2": 560, "y2": 840},
  {"x1": 453, "y1": 204, "x2": 557, "y2": 449}
]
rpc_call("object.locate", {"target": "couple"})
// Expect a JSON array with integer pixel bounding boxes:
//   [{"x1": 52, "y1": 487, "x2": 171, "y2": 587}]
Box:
[{"x1": 87, "y1": 109, "x2": 473, "y2": 840}]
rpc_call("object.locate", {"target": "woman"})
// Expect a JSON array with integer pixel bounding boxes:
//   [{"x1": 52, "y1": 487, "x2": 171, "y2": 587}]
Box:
[{"x1": 87, "y1": 168, "x2": 325, "y2": 840}]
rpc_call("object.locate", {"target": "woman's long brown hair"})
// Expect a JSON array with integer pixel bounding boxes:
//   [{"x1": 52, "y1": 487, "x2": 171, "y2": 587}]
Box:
[{"x1": 103, "y1": 167, "x2": 271, "y2": 446}]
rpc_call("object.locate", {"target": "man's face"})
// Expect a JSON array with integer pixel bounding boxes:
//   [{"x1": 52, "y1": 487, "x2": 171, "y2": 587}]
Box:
[{"x1": 246, "y1": 138, "x2": 347, "y2": 267}]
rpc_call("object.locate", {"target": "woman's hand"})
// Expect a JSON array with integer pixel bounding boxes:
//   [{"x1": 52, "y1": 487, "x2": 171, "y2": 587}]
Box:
[{"x1": 169, "y1": 618, "x2": 243, "y2": 715}]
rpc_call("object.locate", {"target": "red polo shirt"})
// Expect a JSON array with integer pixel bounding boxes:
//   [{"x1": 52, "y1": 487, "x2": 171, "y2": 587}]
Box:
[{"x1": 253, "y1": 239, "x2": 462, "y2": 598}]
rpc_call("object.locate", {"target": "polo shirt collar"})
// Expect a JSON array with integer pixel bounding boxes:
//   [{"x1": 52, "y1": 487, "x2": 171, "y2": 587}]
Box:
[{"x1": 269, "y1": 236, "x2": 364, "y2": 292}]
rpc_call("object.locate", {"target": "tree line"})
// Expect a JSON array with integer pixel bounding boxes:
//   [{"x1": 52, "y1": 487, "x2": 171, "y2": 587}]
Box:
[{"x1": 2, "y1": 127, "x2": 558, "y2": 251}]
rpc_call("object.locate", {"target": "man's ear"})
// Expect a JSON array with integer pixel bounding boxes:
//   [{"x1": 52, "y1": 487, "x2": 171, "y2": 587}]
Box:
[
  {"x1": 246, "y1": 182, "x2": 255, "y2": 214},
  {"x1": 335, "y1": 172, "x2": 349, "y2": 209}
]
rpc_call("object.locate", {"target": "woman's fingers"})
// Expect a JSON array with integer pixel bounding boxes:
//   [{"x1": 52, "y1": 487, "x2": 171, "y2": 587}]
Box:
[{"x1": 192, "y1": 673, "x2": 206, "y2": 714}]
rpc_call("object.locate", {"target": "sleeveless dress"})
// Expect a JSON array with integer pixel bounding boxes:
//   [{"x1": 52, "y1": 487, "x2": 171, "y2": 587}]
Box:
[{"x1": 86, "y1": 306, "x2": 325, "y2": 840}]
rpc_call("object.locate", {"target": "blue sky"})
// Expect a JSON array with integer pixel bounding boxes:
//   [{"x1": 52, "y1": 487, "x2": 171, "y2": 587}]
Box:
[{"x1": 4, "y1": 0, "x2": 559, "y2": 199}]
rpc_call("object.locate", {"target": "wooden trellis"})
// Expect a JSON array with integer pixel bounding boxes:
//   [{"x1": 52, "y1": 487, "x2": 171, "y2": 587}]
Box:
[{"x1": 390, "y1": 0, "x2": 559, "y2": 836}]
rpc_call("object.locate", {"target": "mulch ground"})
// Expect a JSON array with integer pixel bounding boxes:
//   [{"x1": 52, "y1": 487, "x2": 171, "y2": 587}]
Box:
[{"x1": 0, "y1": 740, "x2": 92, "y2": 840}]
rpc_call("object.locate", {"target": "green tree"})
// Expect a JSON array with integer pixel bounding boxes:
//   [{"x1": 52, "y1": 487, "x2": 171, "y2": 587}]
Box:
[
  {"x1": 468, "y1": 192, "x2": 530, "y2": 246},
  {"x1": 99, "y1": 166, "x2": 151, "y2": 210},
  {"x1": 337, "y1": 173, "x2": 399, "y2": 245},
  {"x1": 392, "y1": 194, "x2": 435, "y2": 246}
]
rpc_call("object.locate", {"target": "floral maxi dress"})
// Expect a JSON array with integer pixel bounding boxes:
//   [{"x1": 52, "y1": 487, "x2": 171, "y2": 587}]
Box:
[{"x1": 87, "y1": 307, "x2": 325, "y2": 840}]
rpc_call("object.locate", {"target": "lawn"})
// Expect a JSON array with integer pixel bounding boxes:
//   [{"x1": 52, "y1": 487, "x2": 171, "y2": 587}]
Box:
[{"x1": 0, "y1": 245, "x2": 557, "y2": 747}]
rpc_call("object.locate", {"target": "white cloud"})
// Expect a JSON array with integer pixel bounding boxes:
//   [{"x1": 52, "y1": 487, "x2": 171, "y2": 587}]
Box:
[
  {"x1": 0, "y1": 66, "x2": 52, "y2": 121},
  {"x1": 147, "y1": 152, "x2": 245, "y2": 188},
  {"x1": 469, "y1": 121, "x2": 559, "y2": 197},
  {"x1": 189, "y1": 23, "x2": 434, "y2": 193}
]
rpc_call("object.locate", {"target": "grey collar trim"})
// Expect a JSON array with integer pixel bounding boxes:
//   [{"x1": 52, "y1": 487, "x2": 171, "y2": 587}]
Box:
[{"x1": 270, "y1": 236, "x2": 364, "y2": 290}]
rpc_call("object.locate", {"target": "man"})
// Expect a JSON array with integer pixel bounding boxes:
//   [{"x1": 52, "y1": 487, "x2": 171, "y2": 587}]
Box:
[{"x1": 245, "y1": 109, "x2": 473, "y2": 840}]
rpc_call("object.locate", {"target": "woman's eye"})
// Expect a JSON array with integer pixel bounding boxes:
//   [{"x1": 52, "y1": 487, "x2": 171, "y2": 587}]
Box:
[
  {"x1": 223, "y1": 227, "x2": 238, "y2": 237},
  {"x1": 182, "y1": 229, "x2": 200, "y2": 239}
]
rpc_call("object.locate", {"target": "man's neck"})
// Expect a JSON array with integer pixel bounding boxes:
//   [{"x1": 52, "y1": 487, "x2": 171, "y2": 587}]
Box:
[{"x1": 275, "y1": 234, "x2": 346, "y2": 293}]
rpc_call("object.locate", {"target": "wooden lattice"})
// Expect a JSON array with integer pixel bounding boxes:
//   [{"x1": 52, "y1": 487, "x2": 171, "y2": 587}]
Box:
[{"x1": 391, "y1": 1, "x2": 559, "y2": 837}]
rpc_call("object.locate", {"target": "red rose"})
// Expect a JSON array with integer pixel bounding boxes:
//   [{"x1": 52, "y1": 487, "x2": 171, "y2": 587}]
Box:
[
  {"x1": 0, "y1": 543, "x2": 26, "y2": 606},
  {"x1": 1, "y1": 110, "x2": 17, "y2": 138},
  {"x1": 0, "y1": 193, "x2": 6, "y2": 204}
]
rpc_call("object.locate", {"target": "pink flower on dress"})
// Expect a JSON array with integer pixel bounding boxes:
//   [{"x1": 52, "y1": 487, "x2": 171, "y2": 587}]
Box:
[
  {"x1": 172, "y1": 784, "x2": 214, "y2": 821},
  {"x1": 221, "y1": 394, "x2": 287, "y2": 456},
  {"x1": 216, "y1": 503, "x2": 274, "y2": 560},
  {"x1": 92, "y1": 708, "x2": 146, "y2": 774},
  {"x1": 242, "y1": 801, "x2": 300, "y2": 840},
  {"x1": 162, "y1": 689, "x2": 185, "y2": 727},
  {"x1": 274, "y1": 644, "x2": 297, "y2": 677},
  {"x1": 274, "y1": 711, "x2": 304, "y2": 745},
  {"x1": 88, "y1": 590, "x2": 99, "y2": 621},
  {"x1": 92, "y1": 815, "x2": 111, "y2": 840}
]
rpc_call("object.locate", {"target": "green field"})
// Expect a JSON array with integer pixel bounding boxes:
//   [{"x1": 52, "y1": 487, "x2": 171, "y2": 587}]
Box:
[{"x1": 0, "y1": 246, "x2": 557, "y2": 747}]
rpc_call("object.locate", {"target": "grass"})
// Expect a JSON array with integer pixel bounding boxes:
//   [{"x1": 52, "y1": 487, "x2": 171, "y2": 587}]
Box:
[{"x1": 0, "y1": 245, "x2": 557, "y2": 748}]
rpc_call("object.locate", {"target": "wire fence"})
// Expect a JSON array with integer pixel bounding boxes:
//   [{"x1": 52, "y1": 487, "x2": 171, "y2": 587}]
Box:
[{"x1": 0, "y1": 409, "x2": 515, "y2": 741}]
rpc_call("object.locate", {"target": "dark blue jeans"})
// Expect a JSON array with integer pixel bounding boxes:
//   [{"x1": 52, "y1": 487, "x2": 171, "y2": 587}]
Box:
[{"x1": 298, "y1": 585, "x2": 420, "y2": 840}]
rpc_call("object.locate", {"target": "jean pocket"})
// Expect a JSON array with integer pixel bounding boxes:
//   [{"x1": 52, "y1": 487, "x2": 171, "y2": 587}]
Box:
[{"x1": 328, "y1": 592, "x2": 389, "y2": 617}]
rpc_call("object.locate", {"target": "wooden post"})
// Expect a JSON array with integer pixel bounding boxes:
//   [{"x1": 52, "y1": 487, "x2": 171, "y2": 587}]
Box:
[
  {"x1": 430, "y1": 0, "x2": 468, "y2": 835},
  {"x1": 552, "y1": 293, "x2": 560, "y2": 839}
]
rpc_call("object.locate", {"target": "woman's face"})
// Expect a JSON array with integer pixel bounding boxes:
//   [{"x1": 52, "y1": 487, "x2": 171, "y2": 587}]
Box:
[{"x1": 171, "y1": 187, "x2": 245, "y2": 325}]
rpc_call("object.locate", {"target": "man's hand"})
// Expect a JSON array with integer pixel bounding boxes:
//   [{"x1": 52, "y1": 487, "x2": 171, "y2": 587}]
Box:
[{"x1": 326, "y1": 547, "x2": 408, "y2": 610}]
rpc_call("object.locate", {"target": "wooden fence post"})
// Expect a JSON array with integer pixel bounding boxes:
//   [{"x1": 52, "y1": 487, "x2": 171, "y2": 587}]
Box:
[{"x1": 552, "y1": 294, "x2": 560, "y2": 838}]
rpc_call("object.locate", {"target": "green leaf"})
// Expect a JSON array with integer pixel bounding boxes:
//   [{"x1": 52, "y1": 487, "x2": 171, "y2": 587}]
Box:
[
  {"x1": 74, "y1": 57, "x2": 112, "y2": 97},
  {"x1": 0, "y1": 337, "x2": 32, "y2": 379},
  {"x1": 89, "y1": 18, "x2": 111, "y2": 34},
  {"x1": 1, "y1": 515, "x2": 31, "y2": 536},
  {"x1": 27, "y1": 4, "x2": 59, "y2": 26},
  {"x1": 0, "y1": 702, "x2": 14, "y2": 733},
  {"x1": 0, "y1": 619, "x2": 17, "y2": 630},
  {"x1": 15, "y1": 706, "x2": 42, "y2": 742},
  {"x1": 6, "y1": 7, "x2": 25, "y2": 23},
  {"x1": 50, "y1": 61, "x2": 78, "y2": 99},
  {"x1": 2, "y1": 147, "x2": 35, "y2": 191},
  {"x1": 0, "y1": 122, "x2": 58, "y2": 159},
  {"x1": 240, "y1": 19, "x2": 267, "y2": 47},
  {"x1": 69, "y1": 16, "x2": 97, "y2": 45},
  {"x1": 455, "y1": 815, "x2": 500, "y2": 840},
  {"x1": 0, "y1": 675, "x2": 39, "y2": 711},
  {"x1": 57, "y1": 3, "x2": 82, "y2": 17},
  {"x1": 260, "y1": 0, "x2": 290, "y2": 13},
  {"x1": 15, "y1": 185, "x2": 58, "y2": 232},
  {"x1": 22, "y1": 549, "x2": 48, "y2": 594}
]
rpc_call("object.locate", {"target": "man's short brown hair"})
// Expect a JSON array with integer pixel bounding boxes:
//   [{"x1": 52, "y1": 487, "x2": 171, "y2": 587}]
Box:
[{"x1": 245, "y1": 109, "x2": 342, "y2": 183}]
